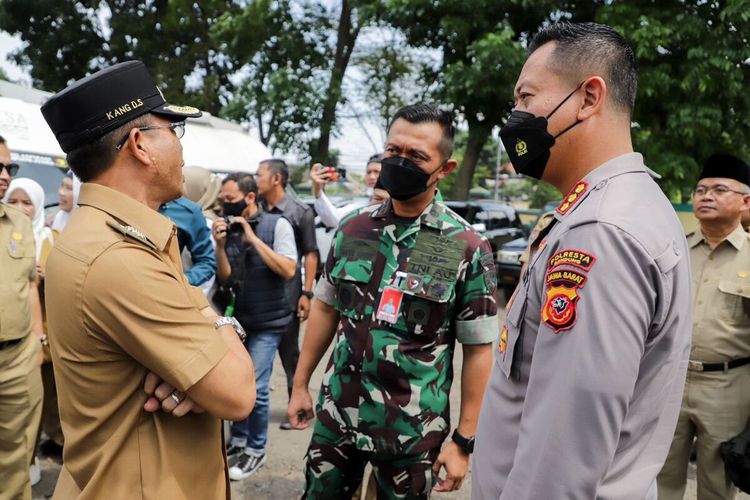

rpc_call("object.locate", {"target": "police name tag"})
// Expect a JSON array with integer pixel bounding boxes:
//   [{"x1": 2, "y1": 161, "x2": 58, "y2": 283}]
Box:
[{"x1": 376, "y1": 287, "x2": 404, "y2": 324}]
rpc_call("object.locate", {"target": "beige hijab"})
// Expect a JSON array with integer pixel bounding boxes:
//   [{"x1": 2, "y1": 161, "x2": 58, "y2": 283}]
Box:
[{"x1": 183, "y1": 166, "x2": 222, "y2": 221}]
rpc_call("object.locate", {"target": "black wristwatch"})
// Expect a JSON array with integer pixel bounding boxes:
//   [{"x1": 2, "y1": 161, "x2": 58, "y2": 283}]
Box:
[
  {"x1": 302, "y1": 290, "x2": 314, "y2": 299},
  {"x1": 451, "y1": 429, "x2": 475, "y2": 454}
]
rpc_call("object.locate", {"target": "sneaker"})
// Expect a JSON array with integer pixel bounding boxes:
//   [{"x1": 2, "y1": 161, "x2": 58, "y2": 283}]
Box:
[
  {"x1": 279, "y1": 419, "x2": 293, "y2": 430},
  {"x1": 29, "y1": 457, "x2": 41, "y2": 486},
  {"x1": 225, "y1": 444, "x2": 244, "y2": 461},
  {"x1": 229, "y1": 453, "x2": 266, "y2": 481}
]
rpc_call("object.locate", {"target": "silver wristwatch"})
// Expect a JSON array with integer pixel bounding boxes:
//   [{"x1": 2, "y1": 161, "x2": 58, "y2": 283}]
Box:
[{"x1": 214, "y1": 316, "x2": 247, "y2": 342}]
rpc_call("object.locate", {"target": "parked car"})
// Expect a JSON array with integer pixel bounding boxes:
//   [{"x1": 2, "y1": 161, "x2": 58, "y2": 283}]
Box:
[
  {"x1": 443, "y1": 199, "x2": 527, "y2": 254},
  {"x1": 496, "y1": 207, "x2": 558, "y2": 300}
]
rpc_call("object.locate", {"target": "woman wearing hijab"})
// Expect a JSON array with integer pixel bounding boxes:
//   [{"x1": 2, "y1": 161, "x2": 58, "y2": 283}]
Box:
[
  {"x1": 51, "y1": 170, "x2": 80, "y2": 233},
  {"x1": 3, "y1": 177, "x2": 64, "y2": 475}
]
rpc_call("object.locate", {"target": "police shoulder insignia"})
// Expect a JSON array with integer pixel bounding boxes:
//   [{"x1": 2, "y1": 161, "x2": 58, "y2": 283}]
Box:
[
  {"x1": 541, "y1": 268, "x2": 587, "y2": 333},
  {"x1": 106, "y1": 220, "x2": 158, "y2": 251},
  {"x1": 556, "y1": 180, "x2": 589, "y2": 216},
  {"x1": 548, "y1": 249, "x2": 596, "y2": 272}
]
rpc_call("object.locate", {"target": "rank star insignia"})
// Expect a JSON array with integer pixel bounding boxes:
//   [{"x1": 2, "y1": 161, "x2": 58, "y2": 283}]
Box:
[
  {"x1": 541, "y1": 269, "x2": 587, "y2": 333},
  {"x1": 556, "y1": 180, "x2": 589, "y2": 216}
]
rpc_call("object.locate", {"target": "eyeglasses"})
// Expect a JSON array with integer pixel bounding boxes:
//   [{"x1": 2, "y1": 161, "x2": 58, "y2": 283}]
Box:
[
  {"x1": 692, "y1": 185, "x2": 750, "y2": 198},
  {"x1": 0, "y1": 162, "x2": 19, "y2": 177},
  {"x1": 115, "y1": 121, "x2": 186, "y2": 150}
]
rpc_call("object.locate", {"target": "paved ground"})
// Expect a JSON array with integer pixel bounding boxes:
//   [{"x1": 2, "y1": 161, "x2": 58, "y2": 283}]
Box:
[{"x1": 33, "y1": 304, "x2": 748, "y2": 499}]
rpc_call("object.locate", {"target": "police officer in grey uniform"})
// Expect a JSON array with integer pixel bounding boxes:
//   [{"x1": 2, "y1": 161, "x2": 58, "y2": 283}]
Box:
[{"x1": 472, "y1": 22, "x2": 692, "y2": 500}]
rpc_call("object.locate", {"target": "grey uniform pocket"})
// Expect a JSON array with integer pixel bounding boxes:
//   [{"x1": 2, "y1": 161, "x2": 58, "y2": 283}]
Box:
[{"x1": 500, "y1": 288, "x2": 526, "y2": 378}]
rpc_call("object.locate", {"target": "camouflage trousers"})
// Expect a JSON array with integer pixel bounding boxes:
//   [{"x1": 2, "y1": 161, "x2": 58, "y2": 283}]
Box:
[{"x1": 302, "y1": 418, "x2": 439, "y2": 500}]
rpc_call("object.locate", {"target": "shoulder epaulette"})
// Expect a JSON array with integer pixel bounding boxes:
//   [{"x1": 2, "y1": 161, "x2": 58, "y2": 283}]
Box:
[{"x1": 106, "y1": 220, "x2": 158, "y2": 251}]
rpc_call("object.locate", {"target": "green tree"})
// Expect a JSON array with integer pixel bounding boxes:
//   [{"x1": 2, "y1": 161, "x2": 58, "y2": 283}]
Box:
[
  {"x1": 0, "y1": 0, "x2": 240, "y2": 114},
  {"x1": 382, "y1": 0, "x2": 556, "y2": 199},
  {"x1": 596, "y1": 0, "x2": 750, "y2": 201},
  {"x1": 212, "y1": 0, "x2": 331, "y2": 153}
]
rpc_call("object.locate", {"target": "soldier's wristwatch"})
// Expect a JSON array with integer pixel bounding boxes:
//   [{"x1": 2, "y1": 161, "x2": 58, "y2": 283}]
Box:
[
  {"x1": 301, "y1": 290, "x2": 314, "y2": 299},
  {"x1": 451, "y1": 429, "x2": 475, "y2": 454},
  {"x1": 214, "y1": 316, "x2": 246, "y2": 342}
]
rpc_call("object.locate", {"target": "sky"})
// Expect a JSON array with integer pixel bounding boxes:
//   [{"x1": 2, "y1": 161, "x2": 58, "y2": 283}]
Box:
[{"x1": 0, "y1": 30, "x2": 383, "y2": 172}]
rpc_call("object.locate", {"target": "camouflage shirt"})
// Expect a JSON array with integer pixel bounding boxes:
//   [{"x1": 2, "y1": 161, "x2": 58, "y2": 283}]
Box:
[{"x1": 313, "y1": 198, "x2": 498, "y2": 455}]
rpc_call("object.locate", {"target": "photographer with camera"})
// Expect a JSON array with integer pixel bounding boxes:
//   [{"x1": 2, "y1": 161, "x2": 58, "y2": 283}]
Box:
[
  {"x1": 213, "y1": 173, "x2": 297, "y2": 480},
  {"x1": 310, "y1": 154, "x2": 382, "y2": 229}
]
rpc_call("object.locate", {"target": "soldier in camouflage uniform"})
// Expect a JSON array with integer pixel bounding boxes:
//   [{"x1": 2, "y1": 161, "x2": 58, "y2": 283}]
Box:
[{"x1": 288, "y1": 104, "x2": 498, "y2": 499}]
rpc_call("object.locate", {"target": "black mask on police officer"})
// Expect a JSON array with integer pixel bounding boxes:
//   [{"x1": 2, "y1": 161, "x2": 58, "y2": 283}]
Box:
[
  {"x1": 223, "y1": 199, "x2": 247, "y2": 217},
  {"x1": 379, "y1": 156, "x2": 443, "y2": 201},
  {"x1": 499, "y1": 82, "x2": 584, "y2": 180}
]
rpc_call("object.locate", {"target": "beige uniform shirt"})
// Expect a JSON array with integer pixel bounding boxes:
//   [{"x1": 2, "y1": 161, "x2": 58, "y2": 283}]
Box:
[
  {"x1": 0, "y1": 203, "x2": 37, "y2": 341},
  {"x1": 688, "y1": 225, "x2": 750, "y2": 362},
  {"x1": 45, "y1": 184, "x2": 230, "y2": 500}
]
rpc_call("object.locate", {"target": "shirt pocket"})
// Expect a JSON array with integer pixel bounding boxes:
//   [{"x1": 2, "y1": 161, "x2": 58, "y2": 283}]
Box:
[
  {"x1": 330, "y1": 259, "x2": 373, "y2": 321},
  {"x1": 397, "y1": 278, "x2": 456, "y2": 338},
  {"x1": 5, "y1": 239, "x2": 35, "y2": 282},
  {"x1": 717, "y1": 279, "x2": 750, "y2": 320},
  {"x1": 500, "y1": 286, "x2": 527, "y2": 378}
]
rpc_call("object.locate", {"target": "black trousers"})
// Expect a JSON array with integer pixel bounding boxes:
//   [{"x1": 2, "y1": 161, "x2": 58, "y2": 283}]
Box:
[{"x1": 278, "y1": 315, "x2": 300, "y2": 398}]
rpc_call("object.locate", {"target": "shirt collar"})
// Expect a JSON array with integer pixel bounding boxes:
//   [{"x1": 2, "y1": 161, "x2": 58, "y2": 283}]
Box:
[
  {"x1": 689, "y1": 224, "x2": 747, "y2": 251},
  {"x1": 77, "y1": 183, "x2": 174, "y2": 251},
  {"x1": 555, "y1": 153, "x2": 652, "y2": 221},
  {"x1": 370, "y1": 198, "x2": 445, "y2": 231},
  {"x1": 0, "y1": 202, "x2": 5, "y2": 218}
]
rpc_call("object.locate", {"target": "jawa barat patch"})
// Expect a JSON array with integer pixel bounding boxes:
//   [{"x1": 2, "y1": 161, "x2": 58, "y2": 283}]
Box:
[{"x1": 541, "y1": 269, "x2": 587, "y2": 333}]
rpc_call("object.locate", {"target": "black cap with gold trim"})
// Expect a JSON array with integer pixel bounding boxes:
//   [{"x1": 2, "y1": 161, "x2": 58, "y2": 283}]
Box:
[{"x1": 41, "y1": 60, "x2": 201, "y2": 153}]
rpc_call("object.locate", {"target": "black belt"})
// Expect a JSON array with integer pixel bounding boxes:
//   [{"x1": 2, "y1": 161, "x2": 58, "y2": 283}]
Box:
[
  {"x1": 688, "y1": 357, "x2": 750, "y2": 373},
  {"x1": 0, "y1": 337, "x2": 23, "y2": 350}
]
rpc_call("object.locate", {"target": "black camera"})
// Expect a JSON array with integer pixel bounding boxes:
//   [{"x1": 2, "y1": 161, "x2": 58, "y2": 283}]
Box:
[{"x1": 224, "y1": 216, "x2": 244, "y2": 233}]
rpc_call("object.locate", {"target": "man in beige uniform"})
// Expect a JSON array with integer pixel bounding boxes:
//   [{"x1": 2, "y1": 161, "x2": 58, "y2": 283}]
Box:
[
  {"x1": 41, "y1": 61, "x2": 256, "y2": 499},
  {"x1": 658, "y1": 153, "x2": 750, "y2": 500},
  {"x1": 0, "y1": 137, "x2": 44, "y2": 500}
]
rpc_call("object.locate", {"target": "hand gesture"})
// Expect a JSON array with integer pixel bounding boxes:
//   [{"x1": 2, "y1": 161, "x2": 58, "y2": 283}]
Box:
[
  {"x1": 143, "y1": 371, "x2": 205, "y2": 417},
  {"x1": 287, "y1": 386, "x2": 315, "y2": 430},
  {"x1": 212, "y1": 218, "x2": 229, "y2": 246},
  {"x1": 432, "y1": 441, "x2": 469, "y2": 493}
]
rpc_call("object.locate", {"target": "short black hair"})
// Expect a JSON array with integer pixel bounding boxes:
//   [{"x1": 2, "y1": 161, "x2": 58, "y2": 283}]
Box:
[
  {"x1": 387, "y1": 104, "x2": 455, "y2": 160},
  {"x1": 259, "y1": 158, "x2": 289, "y2": 188},
  {"x1": 0, "y1": 135, "x2": 6, "y2": 145},
  {"x1": 66, "y1": 114, "x2": 152, "y2": 182},
  {"x1": 367, "y1": 153, "x2": 383, "y2": 165},
  {"x1": 529, "y1": 22, "x2": 638, "y2": 115},
  {"x1": 236, "y1": 174, "x2": 258, "y2": 196}
]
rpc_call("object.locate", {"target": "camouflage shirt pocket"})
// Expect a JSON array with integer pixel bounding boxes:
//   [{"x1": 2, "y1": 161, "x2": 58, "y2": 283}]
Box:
[
  {"x1": 331, "y1": 259, "x2": 373, "y2": 320},
  {"x1": 398, "y1": 278, "x2": 456, "y2": 338}
]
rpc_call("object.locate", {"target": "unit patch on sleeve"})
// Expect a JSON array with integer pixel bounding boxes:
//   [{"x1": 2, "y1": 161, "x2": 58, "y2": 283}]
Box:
[
  {"x1": 541, "y1": 269, "x2": 587, "y2": 333},
  {"x1": 547, "y1": 249, "x2": 596, "y2": 272}
]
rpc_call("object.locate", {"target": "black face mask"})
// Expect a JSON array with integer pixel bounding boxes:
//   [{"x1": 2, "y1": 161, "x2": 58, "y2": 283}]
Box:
[
  {"x1": 223, "y1": 199, "x2": 247, "y2": 217},
  {"x1": 499, "y1": 82, "x2": 584, "y2": 180},
  {"x1": 379, "y1": 156, "x2": 443, "y2": 201}
]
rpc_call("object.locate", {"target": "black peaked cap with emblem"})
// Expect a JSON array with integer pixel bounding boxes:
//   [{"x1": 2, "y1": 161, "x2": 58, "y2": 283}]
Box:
[
  {"x1": 41, "y1": 60, "x2": 202, "y2": 153},
  {"x1": 699, "y1": 154, "x2": 750, "y2": 186}
]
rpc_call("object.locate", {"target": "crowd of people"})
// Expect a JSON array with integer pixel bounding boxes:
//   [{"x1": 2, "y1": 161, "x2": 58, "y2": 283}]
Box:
[{"x1": 0, "y1": 19, "x2": 748, "y2": 500}]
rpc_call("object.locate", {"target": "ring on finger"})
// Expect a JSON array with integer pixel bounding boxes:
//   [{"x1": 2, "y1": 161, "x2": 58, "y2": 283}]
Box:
[{"x1": 170, "y1": 390, "x2": 184, "y2": 405}]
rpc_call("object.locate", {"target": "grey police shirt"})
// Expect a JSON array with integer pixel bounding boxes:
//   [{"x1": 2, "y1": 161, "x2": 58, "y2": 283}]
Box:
[{"x1": 472, "y1": 153, "x2": 692, "y2": 500}]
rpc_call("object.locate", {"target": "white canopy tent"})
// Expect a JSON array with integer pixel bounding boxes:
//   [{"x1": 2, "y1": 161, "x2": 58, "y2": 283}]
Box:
[
  {"x1": 182, "y1": 114, "x2": 271, "y2": 175},
  {"x1": 0, "y1": 79, "x2": 271, "y2": 176}
]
